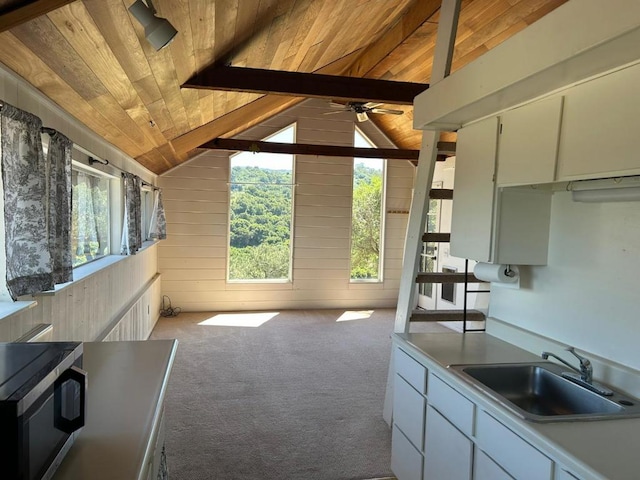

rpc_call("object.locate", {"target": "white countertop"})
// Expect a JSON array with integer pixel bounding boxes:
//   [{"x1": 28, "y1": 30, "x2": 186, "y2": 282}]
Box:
[
  {"x1": 395, "y1": 332, "x2": 640, "y2": 480},
  {"x1": 53, "y1": 339, "x2": 178, "y2": 480}
]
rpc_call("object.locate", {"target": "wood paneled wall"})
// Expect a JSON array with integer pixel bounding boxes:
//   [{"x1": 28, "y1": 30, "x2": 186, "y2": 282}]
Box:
[
  {"x1": 0, "y1": 63, "x2": 161, "y2": 342},
  {"x1": 159, "y1": 99, "x2": 414, "y2": 311},
  {"x1": 0, "y1": 246, "x2": 161, "y2": 342}
]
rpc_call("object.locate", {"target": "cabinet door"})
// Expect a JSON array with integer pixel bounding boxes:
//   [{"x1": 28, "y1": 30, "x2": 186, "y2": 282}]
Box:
[
  {"x1": 393, "y1": 375, "x2": 426, "y2": 450},
  {"x1": 392, "y1": 424, "x2": 423, "y2": 480},
  {"x1": 558, "y1": 62, "x2": 640, "y2": 180},
  {"x1": 555, "y1": 469, "x2": 580, "y2": 480},
  {"x1": 450, "y1": 116, "x2": 499, "y2": 262},
  {"x1": 492, "y1": 187, "x2": 551, "y2": 265},
  {"x1": 474, "y1": 449, "x2": 514, "y2": 480},
  {"x1": 424, "y1": 406, "x2": 473, "y2": 480},
  {"x1": 476, "y1": 411, "x2": 553, "y2": 480},
  {"x1": 497, "y1": 96, "x2": 563, "y2": 186}
]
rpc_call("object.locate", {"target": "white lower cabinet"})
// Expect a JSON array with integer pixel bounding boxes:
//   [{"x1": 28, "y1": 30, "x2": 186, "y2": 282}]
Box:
[
  {"x1": 391, "y1": 343, "x2": 587, "y2": 480},
  {"x1": 424, "y1": 405, "x2": 473, "y2": 480},
  {"x1": 476, "y1": 410, "x2": 552, "y2": 480},
  {"x1": 392, "y1": 424, "x2": 423, "y2": 480},
  {"x1": 393, "y1": 374, "x2": 426, "y2": 450},
  {"x1": 474, "y1": 449, "x2": 514, "y2": 480},
  {"x1": 555, "y1": 469, "x2": 580, "y2": 480}
]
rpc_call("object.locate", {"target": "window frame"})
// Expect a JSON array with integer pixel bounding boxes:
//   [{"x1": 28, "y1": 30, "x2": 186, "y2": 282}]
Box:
[
  {"x1": 70, "y1": 160, "x2": 118, "y2": 268},
  {"x1": 349, "y1": 126, "x2": 387, "y2": 283},
  {"x1": 226, "y1": 124, "x2": 297, "y2": 283}
]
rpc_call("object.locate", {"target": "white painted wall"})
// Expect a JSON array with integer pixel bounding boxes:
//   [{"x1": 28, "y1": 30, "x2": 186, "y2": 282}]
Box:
[
  {"x1": 0, "y1": 63, "x2": 161, "y2": 342},
  {"x1": 159, "y1": 99, "x2": 415, "y2": 311},
  {"x1": 489, "y1": 191, "x2": 640, "y2": 370}
]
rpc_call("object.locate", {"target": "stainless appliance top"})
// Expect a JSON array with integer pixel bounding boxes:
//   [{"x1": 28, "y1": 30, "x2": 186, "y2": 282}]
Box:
[{"x1": 0, "y1": 342, "x2": 83, "y2": 406}]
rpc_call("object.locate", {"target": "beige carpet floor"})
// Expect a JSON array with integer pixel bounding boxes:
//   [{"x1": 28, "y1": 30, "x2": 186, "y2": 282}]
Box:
[{"x1": 150, "y1": 308, "x2": 450, "y2": 480}]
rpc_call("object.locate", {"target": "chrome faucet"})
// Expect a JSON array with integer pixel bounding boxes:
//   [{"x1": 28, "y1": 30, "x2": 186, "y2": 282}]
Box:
[
  {"x1": 541, "y1": 346, "x2": 613, "y2": 396},
  {"x1": 541, "y1": 346, "x2": 592, "y2": 383}
]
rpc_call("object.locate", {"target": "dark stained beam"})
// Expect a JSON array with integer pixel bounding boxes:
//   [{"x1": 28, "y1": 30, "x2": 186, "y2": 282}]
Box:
[
  {"x1": 0, "y1": 0, "x2": 75, "y2": 33},
  {"x1": 183, "y1": 66, "x2": 429, "y2": 105},
  {"x1": 202, "y1": 138, "x2": 420, "y2": 160}
]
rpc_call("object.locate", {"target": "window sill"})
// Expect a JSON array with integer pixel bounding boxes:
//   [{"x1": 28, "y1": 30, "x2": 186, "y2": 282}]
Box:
[
  {"x1": 0, "y1": 300, "x2": 38, "y2": 321},
  {"x1": 33, "y1": 241, "x2": 160, "y2": 297},
  {"x1": 32, "y1": 256, "x2": 129, "y2": 296}
]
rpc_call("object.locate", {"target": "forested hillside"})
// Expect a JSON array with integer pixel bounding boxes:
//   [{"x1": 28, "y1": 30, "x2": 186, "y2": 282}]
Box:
[{"x1": 228, "y1": 163, "x2": 382, "y2": 280}]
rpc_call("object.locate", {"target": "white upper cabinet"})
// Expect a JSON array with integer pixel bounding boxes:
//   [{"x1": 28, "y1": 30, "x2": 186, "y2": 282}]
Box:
[
  {"x1": 450, "y1": 117, "x2": 499, "y2": 263},
  {"x1": 450, "y1": 116, "x2": 552, "y2": 265},
  {"x1": 557, "y1": 62, "x2": 640, "y2": 180},
  {"x1": 497, "y1": 96, "x2": 563, "y2": 186}
]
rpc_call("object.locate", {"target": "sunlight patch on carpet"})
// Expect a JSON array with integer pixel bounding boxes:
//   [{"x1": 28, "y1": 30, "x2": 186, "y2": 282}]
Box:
[
  {"x1": 337, "y1": 310, "x2": 375, "y2": 322},
  {"x1": 198, "y1": 312, "x2": 279, "y2": 327}
]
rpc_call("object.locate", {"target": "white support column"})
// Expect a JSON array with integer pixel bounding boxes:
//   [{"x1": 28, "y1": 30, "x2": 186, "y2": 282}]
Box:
[{"x1": 383, "y1": 0, "x2": 461, "y2": 426}]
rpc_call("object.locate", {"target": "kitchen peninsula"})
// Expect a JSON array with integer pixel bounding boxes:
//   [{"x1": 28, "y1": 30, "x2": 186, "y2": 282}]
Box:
[{"x1": 52, "y1": 340, "x2": 177, "y2": 480}]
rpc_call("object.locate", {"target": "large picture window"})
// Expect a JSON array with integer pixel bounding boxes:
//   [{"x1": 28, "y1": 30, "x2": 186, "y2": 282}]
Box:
[
  {"x1": 228, "y1": 125, "x2": 295, "y2": 281},
  {"x1": 71, "y1": 168, "x2": 110, "y2": 267},
  {"x1": 350, "y1": 128, "x2": 385, "y2": 281}
]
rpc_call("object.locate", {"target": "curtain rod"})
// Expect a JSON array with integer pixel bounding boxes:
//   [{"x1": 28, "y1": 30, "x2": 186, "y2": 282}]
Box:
[
  {"x1": 0, "y1": 103, "x2": 59, "y2": 136},
  {"x1": 88, "y1": 156, "x2": 158, "y2": 190},
  {"x1": 0, "y1": 101, "x2": 159, "y2": 189}
]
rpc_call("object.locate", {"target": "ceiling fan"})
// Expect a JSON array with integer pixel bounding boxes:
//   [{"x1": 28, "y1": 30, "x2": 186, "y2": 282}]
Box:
[{"x1": 324, "y1": 101, "x2": 404, "y2": 122}]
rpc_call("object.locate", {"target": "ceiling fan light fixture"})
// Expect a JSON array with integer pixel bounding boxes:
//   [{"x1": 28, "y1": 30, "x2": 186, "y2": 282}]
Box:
[
  {"x1": 356, "y1": 112, "x2": 369, "y2": 122},
  {"x1": 129, "y1": 0, "x2": 177, "y2": 50}
]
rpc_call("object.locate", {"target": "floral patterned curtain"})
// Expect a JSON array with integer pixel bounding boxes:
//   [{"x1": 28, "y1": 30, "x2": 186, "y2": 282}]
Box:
[
  {"x1": 121, "y1": 172, "x2": 142, "y2": 255},
  {"x1": 47, "y1": 131, "x2": 73, "y2": 284},
  {"x1": 0, "y1": 103, "x2": 53, "y2": 299},
  {"x1": 149, "y1": 189, "x2": 167, "y2": 240}
]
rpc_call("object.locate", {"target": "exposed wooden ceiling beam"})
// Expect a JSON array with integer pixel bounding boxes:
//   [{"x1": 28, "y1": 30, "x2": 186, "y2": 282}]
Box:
[
  {"x1": 166, "y1": 3, "x2": 442, "y2": 171},
  {"x1": 202, "y1": 138, "x2": 455, "y2": 161},
  {"x1": 202, "y1": 138, "x2": 420, "y2": 160},
  {"x1": 0, "y1": 0, "x2": 76, "y2": 33},
  {"x1": 182, "y1": 65, "x2": 428, "y2": 105}
]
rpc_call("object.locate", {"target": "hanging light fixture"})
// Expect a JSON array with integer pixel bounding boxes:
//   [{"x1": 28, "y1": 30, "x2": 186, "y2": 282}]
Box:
[{"x1": 129, "y1": 0, "x2": 177, "y2": 51}]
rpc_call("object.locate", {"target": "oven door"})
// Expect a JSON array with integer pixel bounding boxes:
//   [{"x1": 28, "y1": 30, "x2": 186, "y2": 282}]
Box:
[{"x1": 23, "y1": 365, "x2": 87, "y2": 480}]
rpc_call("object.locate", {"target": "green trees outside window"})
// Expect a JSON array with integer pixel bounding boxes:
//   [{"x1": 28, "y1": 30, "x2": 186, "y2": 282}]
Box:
[
  {"x1": 228, "y1": 126, "x2": 294, "y2": 281},
  {"x1": 71, "y1": 169, "x2": 110, "y2": 267},
  {"x1": 350, "y1": 129, "x2": 385, "y2": 280}
]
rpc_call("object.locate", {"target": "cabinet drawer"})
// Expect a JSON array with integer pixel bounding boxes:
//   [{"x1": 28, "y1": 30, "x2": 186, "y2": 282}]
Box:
[
  {"x1": 395, "y1": 347, "x2": 427, "y2": 393},
  {"x1": 393, "y1": 375, "x2": 426, "y2": 450},
  {"x1": 428, "y1": 374, "x2": 475, "y2": 437},
  {"x1": 474, "y1": 449, "x2": 514, "y2": 480},
  {"x1": 476, "y1": 411, "x2": 553, "y2": 480},
  {"x1": 391, "y1": 424, "x2": 423, "y2": 480}
]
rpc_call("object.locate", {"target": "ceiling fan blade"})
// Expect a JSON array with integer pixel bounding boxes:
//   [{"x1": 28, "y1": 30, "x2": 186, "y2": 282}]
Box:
[
  {"x1": 322, "y1": 110, "x2": 346, "y2": 115},
  {"x1": 370, "y1": 107, "x2": 404, "y2": 115},
  {"x1": 356, "y1": 112, "x2": 369, "y2": 122},
  {"x1": 363, "y1": 102, "x2": 384, "y2": 109},
  {"x1": 329, "y1": 100, "x2": 348, "y2": 108}
]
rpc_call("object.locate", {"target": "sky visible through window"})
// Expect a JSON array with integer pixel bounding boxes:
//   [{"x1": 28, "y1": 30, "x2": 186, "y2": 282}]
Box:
[{"x1": 231, "y1": 127, "x2": 294, "y2": 172}]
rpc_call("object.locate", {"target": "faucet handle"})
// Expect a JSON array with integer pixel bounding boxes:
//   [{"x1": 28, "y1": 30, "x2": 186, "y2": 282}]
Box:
[
  {"x1": 565, "y1": 346, "x2": 590, "y2": 366},
  {"x1": 565, "y1": 346, "x2": 592, "y2": 382}
]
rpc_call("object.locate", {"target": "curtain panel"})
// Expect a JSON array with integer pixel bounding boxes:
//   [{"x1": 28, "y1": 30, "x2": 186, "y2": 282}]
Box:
[
  {"x1": 0, "y1": 103, "x2": 54, "y2": 299},
  {"x1": 121, "y1": 172, "x2": 142, "y2": 255},
  {"x1": 149, "y1": 189, "x2": 167, "y2": 240},
  {"x1": 47, "y1": 131, "x2": 74, "y2": 284}
]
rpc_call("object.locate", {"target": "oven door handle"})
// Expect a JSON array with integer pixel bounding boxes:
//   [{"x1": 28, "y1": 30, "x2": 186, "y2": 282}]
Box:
[{"x1": 54, "y1": 366, "x2": 87, "y2": 434}]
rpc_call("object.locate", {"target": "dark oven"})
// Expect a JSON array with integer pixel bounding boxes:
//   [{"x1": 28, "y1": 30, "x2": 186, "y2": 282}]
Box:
[{"x1": 0, "y1": 342, "x2": 86, "y2": 480}]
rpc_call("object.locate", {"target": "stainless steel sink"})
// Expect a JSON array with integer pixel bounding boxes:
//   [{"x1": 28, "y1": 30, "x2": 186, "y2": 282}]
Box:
[{"x1": 449, "y1": 362, "x2": 640, "y2": 422}]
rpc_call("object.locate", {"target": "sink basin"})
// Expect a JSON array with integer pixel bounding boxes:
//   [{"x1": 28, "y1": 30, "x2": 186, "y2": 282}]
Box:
[{"x1": 450, "y1": 362, "x2": 640, "y2": 422}]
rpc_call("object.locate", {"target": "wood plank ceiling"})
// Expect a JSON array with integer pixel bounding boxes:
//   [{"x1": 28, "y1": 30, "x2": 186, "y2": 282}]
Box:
[{"x1": 0, "y1": 0, "x2": 568, "y2": 174}]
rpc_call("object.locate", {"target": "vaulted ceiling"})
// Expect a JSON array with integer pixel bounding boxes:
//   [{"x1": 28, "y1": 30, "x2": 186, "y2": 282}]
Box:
[{"x1": 0, "y1": 0, "x2": 567, "y2": 174}]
